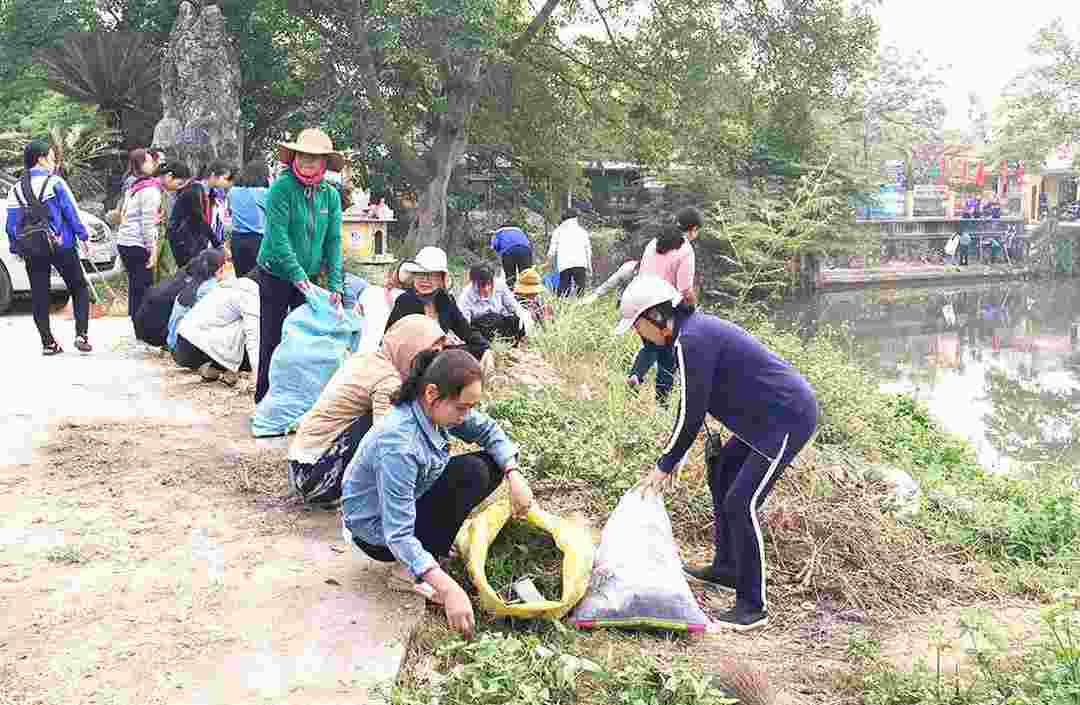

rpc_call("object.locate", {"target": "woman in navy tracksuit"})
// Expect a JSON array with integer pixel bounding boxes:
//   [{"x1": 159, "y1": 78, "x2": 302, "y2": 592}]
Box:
[{"x1": 617, "y1": 275, "x2": 818, "y2": 632}]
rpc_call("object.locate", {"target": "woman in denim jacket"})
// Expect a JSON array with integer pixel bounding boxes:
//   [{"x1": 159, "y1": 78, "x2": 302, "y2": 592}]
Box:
[{"x1": 341, "y1": 349, "x2": 533, "y2": 638}]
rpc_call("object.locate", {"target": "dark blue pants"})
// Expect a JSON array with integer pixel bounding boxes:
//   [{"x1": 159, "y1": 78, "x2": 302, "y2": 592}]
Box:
[
  {"x1": 118, "y1": 245, "x2": 152, "y2": 320},
  {"x1": 500, "y1": 245, "x2": 532, "y2": 289},
  {"x1": 706, "y1": 407, "x2": 818, "y2": 612},
  {"x1": 230, "y1": 233, "x2": 262, "y2": 279},
  {"x1": 349, "y1": 451, "x2": 503, "y2": 562},
  {"x1": 24, "y1": 246, "x2": 89, "y2": 346},
  {"x1": 630, "y1": 341, "x2": 677, "y2": 403}
]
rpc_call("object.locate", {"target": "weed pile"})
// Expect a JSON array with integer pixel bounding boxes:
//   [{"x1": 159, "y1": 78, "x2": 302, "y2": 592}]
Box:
[
  {"x1": 483, "y1": 521, "x2": 566, "y2": 602},
  {"x1": 759, "y1": 467, "x2": 992, "y2": 623}
]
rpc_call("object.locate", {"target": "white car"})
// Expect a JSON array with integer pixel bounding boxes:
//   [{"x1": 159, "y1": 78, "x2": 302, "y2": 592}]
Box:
[{"x1": 0, "y1": 195, "x2": 123, "y2": 314}]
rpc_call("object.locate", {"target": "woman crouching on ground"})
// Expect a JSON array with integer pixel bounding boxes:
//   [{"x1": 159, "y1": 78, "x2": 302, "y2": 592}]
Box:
[
  {"x1": 386, "y1": 246, "x2": 492, "y2": 373},
  {"x1": 341, "y1": 349, "x2": 533, "y2": 638},
  {"x1": 288, "y1": 315, "x2": 447, "y2": 507}
]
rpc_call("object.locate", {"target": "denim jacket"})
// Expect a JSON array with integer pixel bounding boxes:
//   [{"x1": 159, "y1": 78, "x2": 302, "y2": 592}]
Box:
[{"x1": 341, "y1": 400, "x2": 517, "y2": 578}]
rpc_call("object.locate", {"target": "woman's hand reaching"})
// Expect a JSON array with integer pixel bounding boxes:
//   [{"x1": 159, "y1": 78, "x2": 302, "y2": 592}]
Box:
[{"x1": 507, "y1": 469, "x2": 534, "y2": 518}]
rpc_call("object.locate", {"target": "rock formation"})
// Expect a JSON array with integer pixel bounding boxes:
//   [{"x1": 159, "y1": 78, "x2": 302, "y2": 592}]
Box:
[{"x1": 152, "y1": 2, "x2": 243, "y2": 171}]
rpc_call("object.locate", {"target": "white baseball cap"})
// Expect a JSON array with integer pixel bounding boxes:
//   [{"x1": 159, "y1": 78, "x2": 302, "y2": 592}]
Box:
[
  {"x1": 399, "y1": 246, "x2": 450, "y2": 286},
  {"x1": 614, "y1": 275, "x2": 682, "y2": 335}
]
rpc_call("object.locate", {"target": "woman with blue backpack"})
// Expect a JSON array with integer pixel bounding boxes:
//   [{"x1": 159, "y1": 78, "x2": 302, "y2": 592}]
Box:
[{"x1": 4, "y1": 139, "x2": 92, "y2": 355}]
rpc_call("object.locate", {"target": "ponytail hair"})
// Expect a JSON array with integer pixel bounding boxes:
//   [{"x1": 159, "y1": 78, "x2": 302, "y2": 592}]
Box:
[
  {"x1": 655, "y1": 224, "x2": 686, "y2": 255},
  {"x1": 392, "y1": 349, "x2": 483, "y2": 407},
  {"x1": 177, "y1": 248, "x2": 226, "y2": 307}
]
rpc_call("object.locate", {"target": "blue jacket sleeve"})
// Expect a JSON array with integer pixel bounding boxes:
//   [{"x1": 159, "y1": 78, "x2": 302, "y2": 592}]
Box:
[
  {"x1": 376, "y1": 447, "x2": 438, "y2": 579},
  {"x1": 657, "y1": 337, "x2": 714, "y2": 473},
  {"x1": 449, "y1": 409, "x2": 518, "y2": 468},
  {"x1": 6, "y1": 204, "x2": 20, "y2": 254},
  {"x1": 55, "y1": 179, "x2": 87, "y2": 242}
]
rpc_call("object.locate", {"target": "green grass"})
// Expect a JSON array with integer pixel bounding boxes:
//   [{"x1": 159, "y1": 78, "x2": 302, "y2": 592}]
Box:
[
  {"x1": 483, "y1": 520, "x2": 565, "y2": 602},
  {"x1": 844, "y1": 601, "x2": 1080, "y2": 705},
  {"x1": 393, "y1": 290, "x2": 1080, "y2": 703}
]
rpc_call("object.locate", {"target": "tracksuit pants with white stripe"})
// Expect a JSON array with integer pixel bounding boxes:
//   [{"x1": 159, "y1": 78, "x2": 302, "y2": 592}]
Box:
[{"x1": 706, "y1": 411, "x2": 817, "y2": 612}]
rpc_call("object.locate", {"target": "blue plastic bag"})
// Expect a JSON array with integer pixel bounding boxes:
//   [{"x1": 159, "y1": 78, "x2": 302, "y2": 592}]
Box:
[
  {"x1": 543, "y1": 272, "x2": 560, "y2": 292},
  {"x1": 251, "y1": 285, "x2": 364, "y2": 438}
]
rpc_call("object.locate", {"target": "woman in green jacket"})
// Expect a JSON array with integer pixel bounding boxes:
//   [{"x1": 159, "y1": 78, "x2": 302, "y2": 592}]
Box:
[{"x1": 254, "y1": 128, "x2": 345, "y2": 402}]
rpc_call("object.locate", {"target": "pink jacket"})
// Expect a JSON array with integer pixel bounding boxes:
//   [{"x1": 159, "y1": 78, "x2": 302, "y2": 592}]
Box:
[{"x1": 638, "y1": 238, "x2": 695, "y2": 294}]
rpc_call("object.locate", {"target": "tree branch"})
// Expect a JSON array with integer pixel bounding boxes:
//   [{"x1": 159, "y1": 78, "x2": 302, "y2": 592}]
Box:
[
  {"x1": 507, "y1": 0, "x2": 562, "y2": 58},
  {"x1": 350, "y1": 0, "x2": 428, "y2": 185}
]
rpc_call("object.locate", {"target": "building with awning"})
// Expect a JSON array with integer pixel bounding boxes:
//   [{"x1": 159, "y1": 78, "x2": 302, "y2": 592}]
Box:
[{"x1": 1038, "y1": 143, "x2": 1079, "y2": 217}]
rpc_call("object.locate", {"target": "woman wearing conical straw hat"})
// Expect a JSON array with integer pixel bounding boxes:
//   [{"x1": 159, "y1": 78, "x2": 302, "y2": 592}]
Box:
[{"x1": 254, "y1": 128, "x2": 346, "y2": 403}]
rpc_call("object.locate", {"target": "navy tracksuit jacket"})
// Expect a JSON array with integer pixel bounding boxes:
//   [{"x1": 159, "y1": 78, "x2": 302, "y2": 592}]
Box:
[{"x1": 658, "y1": 308, "x2": 819, "y2": 612}]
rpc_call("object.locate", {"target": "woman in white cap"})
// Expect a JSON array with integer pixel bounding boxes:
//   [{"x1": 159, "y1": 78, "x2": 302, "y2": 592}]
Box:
[
  {"x1": 254, "y1": 128, "x2": 345, "y2": 402},
  {"x1": 615, "y1": 275, "x2": 818, "y2": 633},
  {"x1": 386, "y1": 246, "x2": 493, "y2": 368}
]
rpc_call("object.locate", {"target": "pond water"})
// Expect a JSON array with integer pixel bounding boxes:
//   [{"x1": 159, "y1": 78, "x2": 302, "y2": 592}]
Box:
[{"x1": 774, "y1": 278, "x2": 1080, "y2": 473}]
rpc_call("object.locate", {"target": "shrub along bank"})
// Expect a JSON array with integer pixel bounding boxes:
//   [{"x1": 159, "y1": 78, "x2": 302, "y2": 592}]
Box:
[{"x1": 388, "y1": 297, "x2": 1080, "y2": 703}]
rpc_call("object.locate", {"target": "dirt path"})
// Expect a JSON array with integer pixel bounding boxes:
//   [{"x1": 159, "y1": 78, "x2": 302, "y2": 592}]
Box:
[
  {"x1": 0, "y1": 418, "x2": 422, "y2": 705},
  {"x1": 0, "y1": 315, "x2": 422, "y2": 705}
]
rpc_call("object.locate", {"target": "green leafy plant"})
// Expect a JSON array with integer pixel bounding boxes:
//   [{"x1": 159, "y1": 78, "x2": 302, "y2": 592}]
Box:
[
  {"x1": 385, "y1": 632, "x2": 734, "y2": 705},
  {"x1": 0, "y1": 121, "x2": 120, "y2": 198}
]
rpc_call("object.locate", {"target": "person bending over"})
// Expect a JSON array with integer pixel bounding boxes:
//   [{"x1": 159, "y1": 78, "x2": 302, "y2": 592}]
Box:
[{"x1": 615, "y1": 276, "x2": 818, "y2": 632}]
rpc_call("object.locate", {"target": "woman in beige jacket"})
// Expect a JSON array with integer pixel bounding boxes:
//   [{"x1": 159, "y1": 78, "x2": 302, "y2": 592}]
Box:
[{"x1": 288, "y1": 314, "x2": 446, "y2": 506}]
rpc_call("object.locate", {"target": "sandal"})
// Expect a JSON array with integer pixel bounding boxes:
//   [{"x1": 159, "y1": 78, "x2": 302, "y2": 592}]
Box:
[
  {"x1": 42, "y1": 342, "x2": 63, "y2": 356},
  {"x1": 74, "y1": 336, "x2": 92, "y2": 353}
]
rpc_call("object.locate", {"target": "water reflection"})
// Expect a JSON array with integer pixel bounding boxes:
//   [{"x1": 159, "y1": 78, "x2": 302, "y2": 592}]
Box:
[{"x1": 776, "y1": 280, "x2": 1080, "y2": 473}]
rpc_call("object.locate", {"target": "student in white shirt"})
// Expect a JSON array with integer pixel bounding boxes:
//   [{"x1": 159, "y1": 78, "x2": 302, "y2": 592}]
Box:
[
  {"x1": 546, "y1": 208, "x2": 592, "y2": 296},
  {"x1": 457, "y1": 265, "x2": 529, "y2": 344}
]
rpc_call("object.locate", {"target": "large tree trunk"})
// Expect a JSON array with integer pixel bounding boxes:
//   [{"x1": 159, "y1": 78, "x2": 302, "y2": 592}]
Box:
[{"x1": 403, "y1": 95, "x2": 472, "y2": 255}]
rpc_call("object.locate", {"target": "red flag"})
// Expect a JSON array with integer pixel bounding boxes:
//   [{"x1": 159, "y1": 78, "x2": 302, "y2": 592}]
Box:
[{"x1": 975, "y1": 161, "x2": 985, "y2": 186}]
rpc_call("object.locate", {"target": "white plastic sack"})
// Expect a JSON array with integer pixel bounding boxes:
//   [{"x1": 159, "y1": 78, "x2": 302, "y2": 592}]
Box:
[
  {"x1": 251, "y1": 286, "x2": 363, "y2": 438},
  {"x1": 945, "y1": 234, "x2": 960, "y2": 256},
  {"x1": 571, "y1": 489, "x2": 708, "y2": 632}
]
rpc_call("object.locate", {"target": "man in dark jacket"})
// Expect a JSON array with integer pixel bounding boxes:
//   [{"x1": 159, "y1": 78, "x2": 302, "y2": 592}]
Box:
[
  {"x1": 161, "y1": 163, "x2": 214, "y2": 269},
  {"x1": 616, "y1": 276, "x2": 819, "y2": 633}
]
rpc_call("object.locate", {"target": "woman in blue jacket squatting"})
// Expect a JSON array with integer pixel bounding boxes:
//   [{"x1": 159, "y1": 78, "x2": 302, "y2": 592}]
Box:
[
  {"x1": 341, "y1": 348, "x2": 534, "y2": 639},
  {"x1": 616, "y1": 276, "x2": 818, "y2": 632}
]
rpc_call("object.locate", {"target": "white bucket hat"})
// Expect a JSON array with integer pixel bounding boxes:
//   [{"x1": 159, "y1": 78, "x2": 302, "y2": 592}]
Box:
[
  {"x1": 398, "y1": 246, "x2": 450, "y2": 286},
  {"x1": 614, "y1": 275, "x2": 682, "y2": 335}
]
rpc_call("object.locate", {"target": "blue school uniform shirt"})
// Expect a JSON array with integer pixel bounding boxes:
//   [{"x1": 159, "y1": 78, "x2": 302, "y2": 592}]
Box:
[
  {"x1": 167, "y1": 279, "x2": 219, "y2": 350},
  {"x1": 228, "y1": 186, "x2": 268, "y2": 236},
  {"x1": 490, "y1": 226, "x2": 531, "y2": 255},
  {"x1": 5, "y1": 167, "x2": 88, "y2": 253}
]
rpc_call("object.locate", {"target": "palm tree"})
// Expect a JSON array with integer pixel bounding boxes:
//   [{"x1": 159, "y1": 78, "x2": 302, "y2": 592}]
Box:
[
  {"x1": 0, "y1": 123, "x2": 122, "y2": 199},
  {"x1": 50, "y1": 123, "x2": 123, "y2": 198},
  {"x1": 34, "y1": 32, "x2": 162, "y2": 149}
]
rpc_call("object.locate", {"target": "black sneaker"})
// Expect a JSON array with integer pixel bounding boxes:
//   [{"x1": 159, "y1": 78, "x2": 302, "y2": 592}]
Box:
[
  {"x1": 683, "y1": 565, "x2": 736, "y2": 593},
  {"x1": 713, "y1": 605, "x2": 768, "y2": 632}
]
